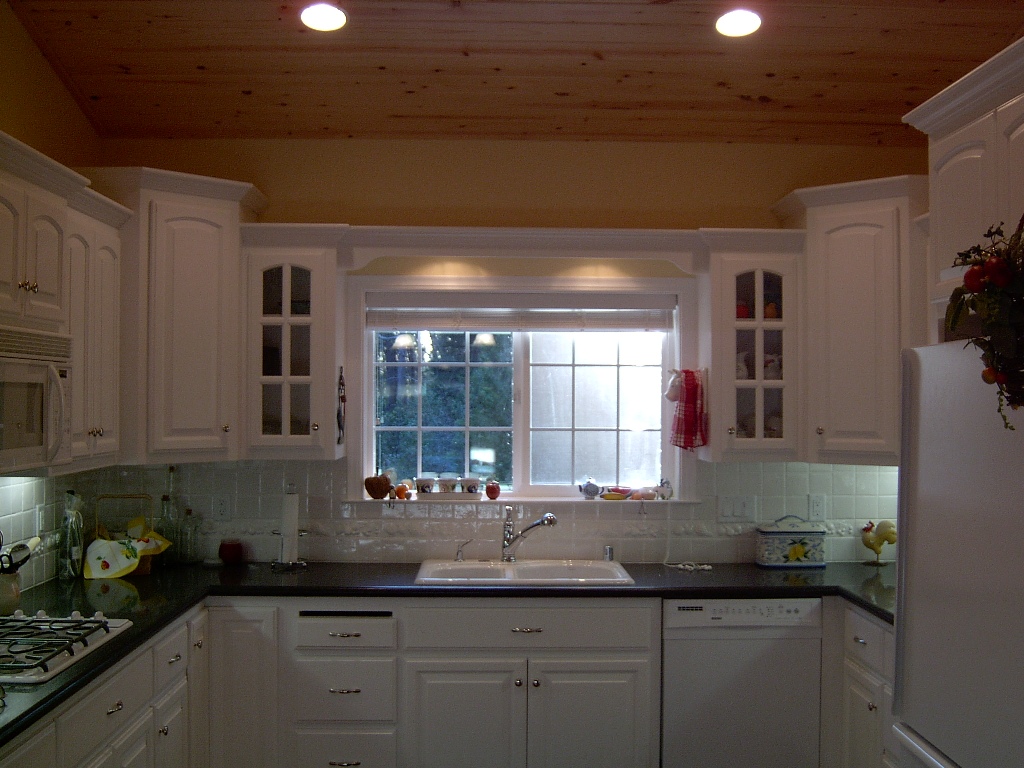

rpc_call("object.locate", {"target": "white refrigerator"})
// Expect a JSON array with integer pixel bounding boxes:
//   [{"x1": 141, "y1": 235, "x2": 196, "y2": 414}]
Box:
[{"x1": 894, "y1": 342, "x2": 1024, "y2": 767}]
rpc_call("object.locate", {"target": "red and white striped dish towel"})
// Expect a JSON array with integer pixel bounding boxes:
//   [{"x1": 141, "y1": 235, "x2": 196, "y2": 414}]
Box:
[{"x1": 666, "y1": 369, "x2": 708, "y2": 450}]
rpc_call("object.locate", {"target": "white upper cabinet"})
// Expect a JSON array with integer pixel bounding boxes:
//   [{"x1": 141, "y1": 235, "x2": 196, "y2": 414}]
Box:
[
  {"x1": 82, "y1": 167, "x2": 266, "y2": 464},
  {"x1": 698, "y1": 230, "x2": 804, "y2": 462},
  {"x1": 775, "y1": 177, "x2": 927, "y2": 465},
  {"x1": 242, "y1": 231, "x2": 345, "y2": 460}
]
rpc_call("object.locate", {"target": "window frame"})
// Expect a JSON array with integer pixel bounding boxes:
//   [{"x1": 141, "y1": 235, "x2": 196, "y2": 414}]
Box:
[{"x1": 347, "y1": 272, "x2": 696, "y2": 500}]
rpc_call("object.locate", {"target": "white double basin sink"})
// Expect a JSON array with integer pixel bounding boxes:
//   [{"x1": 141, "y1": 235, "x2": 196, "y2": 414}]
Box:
[{"x1": 414, "y1": 558, "x2": 635, "y2": 585}]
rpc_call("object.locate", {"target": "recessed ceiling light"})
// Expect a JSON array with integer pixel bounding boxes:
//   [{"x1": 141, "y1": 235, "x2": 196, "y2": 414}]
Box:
[
  {"x1": 301, "y1": 2, "x2": 347, "y2": 32},
  {"x1": 715, "y1": 9, "x2": 761, "y2": 37}
]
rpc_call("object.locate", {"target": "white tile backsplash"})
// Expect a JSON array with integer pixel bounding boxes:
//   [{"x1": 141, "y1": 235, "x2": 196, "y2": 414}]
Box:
[{"x1": 0, "y1": 457, "x2": 900, "y2": 589}]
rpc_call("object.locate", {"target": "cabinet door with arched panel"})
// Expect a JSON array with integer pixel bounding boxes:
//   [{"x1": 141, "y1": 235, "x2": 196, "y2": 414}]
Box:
[
  {"x1": 703, "y1": 230, "x2": 803, "y2": 462},
  {"x1": 245, "y1": 246, "x2": 344, "y2": 459}
]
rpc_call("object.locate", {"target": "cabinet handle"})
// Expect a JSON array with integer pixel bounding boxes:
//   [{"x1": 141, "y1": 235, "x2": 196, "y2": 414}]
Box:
[
  {"x1": 853, "y1": 636, "x2": 868, "y2": 645},
  {"x1": 222, "y1": 424, "x2": 231, "y2": 432},
  {"x1": 29, "y1": 282, "x2": 38, "y2": 293},
  {"x1": 511, "y1": 627, "x2": 542, "y2": 633},
  {"x1": 727, "y1": 427, "x2": 736, "y2": 435},
  {"x1": 328, "y1": 632, "x2": 361, "y2": 638},
  {"x1": 514, "y1": 679, "x2": 523, "y2": 687},
  {"x1": 17, "y1": 280, "x2": 28, "y2": 290},
  {"x1": 867, "y1": 702, "x2": 878, "y2": 712},
  {"x1": 329, "y1": 688, "x2": 361, "y2": 695},
  {"x1": 312, "y1": 422, "x2": 319, "y2": 431},
  {"x1": 106, "y1": 700, "x2": 124, "y2": 716},
  {"x1": 97, "y1": 427, "x2": 103, "y2": 437},
  {"x1": 168, "y1": 653, "x2": 182, "y2": 665},
  {"x1": 194, "y1": 639, "x2": 203, "y2": 649},
  {"x1": 531, "y1": 679, "x2": 540, "y2": 687},
  {"x1": 159, "y1": 726, "x2": 169, "y2": 736},
  {"x1": 328, "y1": 762, "x2": 361, "y2": 766}
]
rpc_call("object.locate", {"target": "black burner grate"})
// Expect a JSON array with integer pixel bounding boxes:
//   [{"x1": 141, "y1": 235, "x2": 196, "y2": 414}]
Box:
[{"x1": 0, "y1": 616, "x2": 110, "y2": 674}]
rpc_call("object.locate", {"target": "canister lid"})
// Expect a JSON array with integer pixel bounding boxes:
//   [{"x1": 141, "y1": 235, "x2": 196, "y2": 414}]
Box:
[{"x1": 757, "y1": 514, "x2": 826, "y2": 535}]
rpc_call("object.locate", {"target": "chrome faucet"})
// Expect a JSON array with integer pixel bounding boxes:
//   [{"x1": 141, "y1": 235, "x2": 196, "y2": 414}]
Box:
[{"x1": 501, "y1": 505, "x2": 557, "y2": 562}]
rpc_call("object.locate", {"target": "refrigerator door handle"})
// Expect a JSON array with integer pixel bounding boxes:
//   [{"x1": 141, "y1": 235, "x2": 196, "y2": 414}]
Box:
[{"x1": 894, "y1": 723, "x2": 961, "y2": 768}]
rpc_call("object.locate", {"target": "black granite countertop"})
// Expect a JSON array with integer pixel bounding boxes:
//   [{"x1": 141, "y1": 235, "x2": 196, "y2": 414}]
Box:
[{"x1": 0, "y1": 560, "x2": 896, "y2": 748}]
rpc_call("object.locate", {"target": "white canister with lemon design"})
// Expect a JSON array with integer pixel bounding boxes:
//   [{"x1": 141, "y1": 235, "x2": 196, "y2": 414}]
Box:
[{"x1": 755, "y1": 515, "x2": 826, "y2": 568}]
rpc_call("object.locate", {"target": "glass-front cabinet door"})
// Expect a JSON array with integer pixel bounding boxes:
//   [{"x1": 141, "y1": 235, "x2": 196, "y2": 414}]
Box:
[
  {"x1": 712, "y1": 246, "x2": 800, "y2": 460},
  {"x1": 246, "y1": 246, "x2": 340, "y2": 457}
]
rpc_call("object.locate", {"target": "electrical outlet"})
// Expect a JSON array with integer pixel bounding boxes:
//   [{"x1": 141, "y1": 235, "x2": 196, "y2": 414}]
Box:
[
  {"x1": 808, "y1": 493, "x2": 827, "y2": 521},
  {"x1": 211, "y1": 494, "x2": 231, "y2": 521},
  {"x1": 718, "y1": 495, "x2": 757, "y2": 522}
]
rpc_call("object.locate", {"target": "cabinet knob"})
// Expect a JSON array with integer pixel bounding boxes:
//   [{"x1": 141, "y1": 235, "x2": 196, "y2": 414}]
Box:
[
  {"x1": 193, "y1": 639, "x2": 203, "y2": 649},
  {"x1": 531, "y1": 679, "x2": 540, "y2": 687},
  {"x1": 515, "y1": 678, "x2": 523, "y2": 687},
  {"x1": 867, "y1": 702, "x2": 878, "y2": 712},
  {"x1": 816, "y1": 427, "x2": 824, "y2": 435},
  {"x1": 97, "y1": 427, "x2": 103, "y2": 437},
  {"x1": 159, "y1": 726, "x2": 169, "y2": 736},
  {"x1": 727, "y1": 427, "x2": 736, "y2": 435},
  {"x1": 312, "y1": 422, "x2": 319, "y2": 431},
  {"x1": 17, "y1": 280, "x2": 28, "y2": 290},
  {"x1": 29, "y1": 282, "x2": 38, "y2": 293},
  {"x1": 222, "y1": 424, "x2": 231, "y2": 432}
]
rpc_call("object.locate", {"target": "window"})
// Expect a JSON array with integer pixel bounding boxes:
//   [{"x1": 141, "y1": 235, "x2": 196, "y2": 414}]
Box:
[{"x1": 369, "y1": 313, "x2": 673, "y2": 495}]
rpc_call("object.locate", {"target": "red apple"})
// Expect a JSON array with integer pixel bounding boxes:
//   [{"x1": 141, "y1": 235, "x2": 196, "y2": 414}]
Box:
[
  {"x1": 984, "y1": 257, "x2": 1013, "y2": 288},
  {"x1": 485, "y1": 480, "x2": 501, "y2": 499},
  {"x1": 963, "y1": 264, "x2": 986, "y2": 293},
  {"x1": 982, "y1": 366, "x2": 998, "y2": 385}
]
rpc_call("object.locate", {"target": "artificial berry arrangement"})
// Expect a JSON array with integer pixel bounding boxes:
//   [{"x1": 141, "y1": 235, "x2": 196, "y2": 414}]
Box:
[{"x1": 946, "y1": 214, "x2": 1024, "y2": 429}]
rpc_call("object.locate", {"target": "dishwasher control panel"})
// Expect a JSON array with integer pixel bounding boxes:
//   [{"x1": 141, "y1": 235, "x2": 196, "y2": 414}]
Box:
[{"x1": 663, "y1": 598, "x2": 821, "y2": 628}]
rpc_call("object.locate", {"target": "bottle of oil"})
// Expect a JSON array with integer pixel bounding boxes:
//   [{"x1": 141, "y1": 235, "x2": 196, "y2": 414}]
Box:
[{"x1": 59, "y1": 490, "x2": 84, "y2": 579}]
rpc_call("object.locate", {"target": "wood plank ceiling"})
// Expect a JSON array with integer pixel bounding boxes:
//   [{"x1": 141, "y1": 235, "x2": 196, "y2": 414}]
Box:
[{"x1": 9, "y1": 0, "x2": 1024, "y2": 147}]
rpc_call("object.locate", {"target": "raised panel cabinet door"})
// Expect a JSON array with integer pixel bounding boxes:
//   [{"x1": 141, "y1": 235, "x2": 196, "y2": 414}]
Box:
[
  {"x1": 996, "y1": 93, "x2": 1024, "y2": 230},
  {"x1": 0, "y1": 176, "x2": 25, "y2": 320},
  {"x1": 23, "y1": 189, "x2": 68, "y2": 326},
  {"x1": 208, "y1": 605, "x2": 278, "y2": 768},
  {"x1": 526, "y1": 659, "x2": 655, "y2": 768},
  {"x1": 842, "y1": 660, "x2": 885, "y2": 768},
  {"x1": 92, "y1": 227, "x2": 120, "y2": 455},
  {"x1": 109, "y1": 709, "x2": 155, "y2": 768},
  {"x1": 400, "y1": 658, "x2": 528, "y2": 768},
  {"x1": 187, "y1": 610, "x2": 210, "y2": 768},
  {"x1": 808, "y1": 204, "x2": 900, "y2": 459},
  {"x1": 148, "y1": 197, "x2": 239, "y2": 456},
  {"x1": 153, "y1": 679, "x2": 188, "y2": 768},
  {"x1": 929, "y1": 112, "x2": 999, "y2": 282},
  {"x1": 67, "y1": 224, "x2": 93, "y2": 457}
]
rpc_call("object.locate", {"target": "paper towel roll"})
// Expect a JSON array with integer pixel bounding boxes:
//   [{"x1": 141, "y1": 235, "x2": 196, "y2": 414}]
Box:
[{"x1": 281, "y1": 491, "x2": 300, "y2": 563}]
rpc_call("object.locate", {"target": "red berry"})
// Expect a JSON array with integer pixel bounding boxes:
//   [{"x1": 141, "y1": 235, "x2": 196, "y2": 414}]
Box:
[
  {"x1": 984, "y1": 257, "x2": 1013, "y2": 288},
  {"x1": 964, "y1": 264, "x2": 986, "y2": 293},
  {"x1": 996, "y1": 371, "x2": 1009, "y2": 386}
]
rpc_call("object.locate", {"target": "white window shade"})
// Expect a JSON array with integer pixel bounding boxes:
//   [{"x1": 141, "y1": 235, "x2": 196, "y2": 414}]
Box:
[{"x1": 365, "y1": 291, "x2": 676, "y2": 331}]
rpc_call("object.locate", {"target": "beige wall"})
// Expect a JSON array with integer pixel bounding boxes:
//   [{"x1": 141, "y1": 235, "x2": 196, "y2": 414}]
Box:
[
  {"x1": 2, "y1": 0, "x2": 927, "y2": 228},
  {"x1": 0, "y1": 1, "x2": 101, "y2": 166}
]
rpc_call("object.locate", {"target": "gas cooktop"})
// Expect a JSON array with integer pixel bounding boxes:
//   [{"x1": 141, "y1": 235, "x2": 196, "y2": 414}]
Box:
[{"x1": 0, "y1": 610, "x2": 133, "y2": 686}]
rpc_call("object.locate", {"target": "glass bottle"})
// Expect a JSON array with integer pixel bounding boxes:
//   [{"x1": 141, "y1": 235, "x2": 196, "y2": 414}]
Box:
[
  {"x1": 160, "y1": 493, "x2": 182, "y2": 564},
  {"x1": 180, "y1": 507, "x2": 200, "y2": 563},
  {"x1": 59, "y1": 490, "x2": 84, "y2": 579}
]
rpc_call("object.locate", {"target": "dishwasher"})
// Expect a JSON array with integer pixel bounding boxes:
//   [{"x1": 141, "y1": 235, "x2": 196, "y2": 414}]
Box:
[{"x1": 662, "y1": 598, "x2": 822, "y2": 768}]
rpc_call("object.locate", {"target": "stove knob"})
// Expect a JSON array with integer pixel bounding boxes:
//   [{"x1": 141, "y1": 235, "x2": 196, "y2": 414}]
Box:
[
  {"x1": 70, "y1": 611, "x2": 83, "y2": 620},
  {"x1": 93, "y1": 611, "x2": 106, "y2": 621},
  {"x1": 35, "y1": 610, "x2": 47, "y2": 619}
]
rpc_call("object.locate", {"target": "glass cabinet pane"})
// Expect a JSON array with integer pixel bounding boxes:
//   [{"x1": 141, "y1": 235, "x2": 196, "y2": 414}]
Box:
[
  {"x1": 736, "y1": 388, "x2": 756, "y2": 439},
  {"x1": 290, "y1": 383, "x2": 311, "y2": 434},
  {"x1": 262, "y1": 384, "x2": 283, "y2": 435},
  {"x1": 290, "y1": 266, "x2": 311, "y2": 315},
  {"x1": 262, "y1": 266, "x2": 283, "y2": 316},
  {"x1": 736, "y1": 329, "x2": 755, "y2": 380},
  {"x1": 765, "y1": 388, "x2": 784, "y2": 438},
  {"x1": 735, "y1": 271, "x2": 755, "y2": 319},
  {"x1": 290, "y1": 325, "x2": 310, "y2": 376},
  {"x1": 764, "y1": 329, "x2": 783, "y2": 380},
  {"x1": 262, "y1": 326, "x2": 282, "y2": 376},
  {"x1": 763, "y1": 271, "x2": 782, "y2": 320}
]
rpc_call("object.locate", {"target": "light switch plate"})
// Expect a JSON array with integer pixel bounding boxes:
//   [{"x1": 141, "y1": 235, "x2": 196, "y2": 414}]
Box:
[{"x1": 718, "y1": 495, "x2": 757, "y2": 522}]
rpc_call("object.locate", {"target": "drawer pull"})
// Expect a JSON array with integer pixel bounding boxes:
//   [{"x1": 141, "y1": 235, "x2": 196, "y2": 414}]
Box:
[
  {"x1": 168, "y1": 653, "x2": 183, "y2": 665},
  {"x1": 159, "y1": 726, "x2": 169, "y2": 736},
  {"x1": 853, "y1": 636, "x2": 868, "y2": 645},
  {"x1": 511, "y1": 627, "x2": 543, "y2": 634},
  {"x1": 329, "y1": 688, "x2": 361, "y2": 695},
  {"x1": 329, "y1": 762, "x2": 361, "y2": 766},
  {"x1": 194, "y1": 639, "x2": 203, "y2": 649},
  {"x1": 328, "y1": 632, "x2": 362, "y2": 638},
  {"x1": 106, "y1": 700, "x2": 124, "y2": 716},
  {"x1": 867, "y1": 702, "x2": 878, "y2": 712}
]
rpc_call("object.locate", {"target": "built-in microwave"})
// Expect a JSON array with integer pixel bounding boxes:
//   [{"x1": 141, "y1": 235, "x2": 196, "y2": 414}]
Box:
[{"x1": 0, "y1": 327, "x2": 72, "y2": 472}]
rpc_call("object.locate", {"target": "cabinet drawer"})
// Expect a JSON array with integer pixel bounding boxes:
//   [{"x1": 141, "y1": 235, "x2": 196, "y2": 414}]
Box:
[
  {"x1": 57, "y1": 647, "x2": 154, "y2": 768},
  {"x1": 296, "y1": 616, "x2": 397, "y2": 649},
  {"x1": 154, "y1": 622, "x2": 189, "y2": 690},
  {"x1": 290, "y1": 659, "x2": 396, "y2": 721},
  {"x1": 844, "y1": 608, "x2": 886, "y2": 676},
  {"x1": 293, "y1": 730, "x2": 396, "y2": 768},
  {"x1": 403, "y1": 606, "x2": 654, "y2": 649}
]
